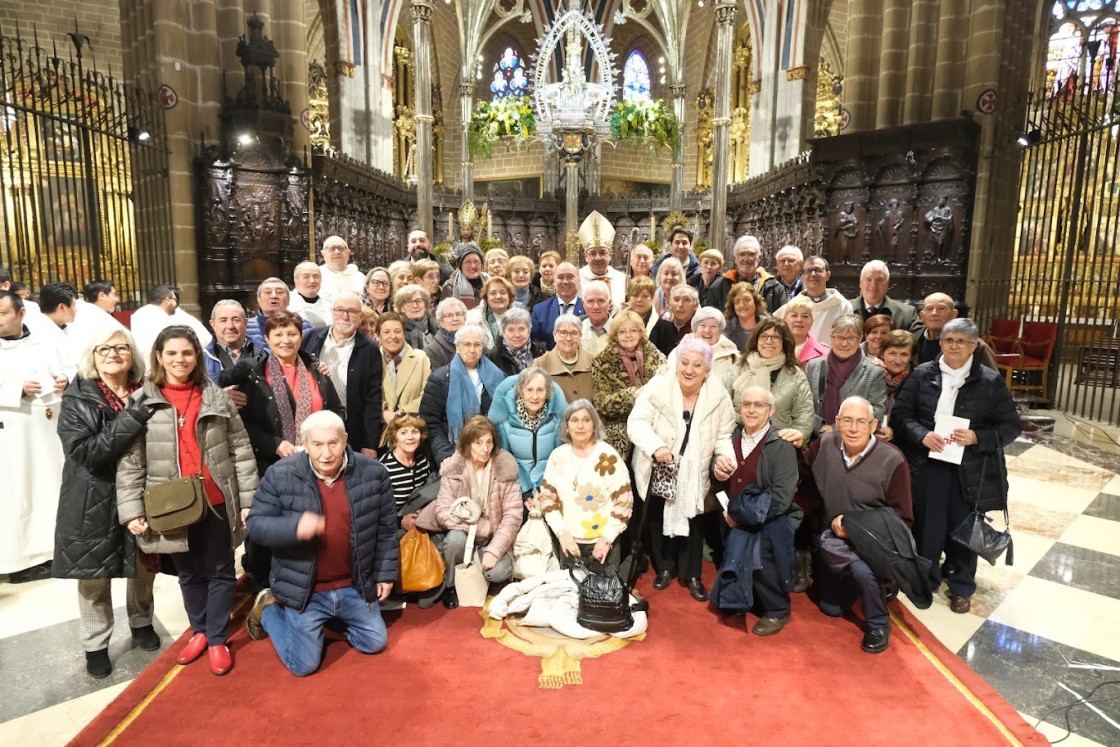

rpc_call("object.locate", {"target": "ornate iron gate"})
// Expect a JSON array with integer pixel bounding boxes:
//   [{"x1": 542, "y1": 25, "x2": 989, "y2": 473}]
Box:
[
  {"x1": 0, "y1": 26, "x2": 173, "y2": 307},
  {"x1": 1006, "y1": 64, "x2": 1120, "y2": 423}
]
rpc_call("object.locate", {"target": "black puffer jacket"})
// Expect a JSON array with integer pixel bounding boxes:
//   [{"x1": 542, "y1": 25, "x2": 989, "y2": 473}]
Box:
[
  {"x1": 890, "y1": 356, "x2": 1021, "y2": 511},
  {"x1": 220, "y1": 350, "x2": 343, "y2": 475},
  {"x1": 247, "y1": 448, "x2": 399, "y2": 611},
  {"x1": 52, "y1": 377, "x2": 152, "y2": 579}
]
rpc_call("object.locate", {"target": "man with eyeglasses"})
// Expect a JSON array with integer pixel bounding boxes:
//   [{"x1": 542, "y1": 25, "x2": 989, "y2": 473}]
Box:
[
  {"x1": 773, "y1": 245, "x2": 805, "y2": 299},
  {"x1": 709, "y1": 235, "x2": 788, "y2": 314},
  {"x1": 288, "y1": 262, "x2": 331, "y2": 328},
  {"x1": 804, "y1": 396, "x2": 917, "y2": 654},
  {"x1": 302, "y1": 292, "x2": 384, "y2": 457},
  {"x1": 0, "y1": 289, "x2": 69, "y2": 582},
  {"x1": 773, "y1": 255, "x2": 853, "y2": 341},
  {"x1": 319, "y1": 235, "x2": 366, "y2": 300},
  {"x1": 245, "y1": 277, "x2": 313, "y2": 354}
]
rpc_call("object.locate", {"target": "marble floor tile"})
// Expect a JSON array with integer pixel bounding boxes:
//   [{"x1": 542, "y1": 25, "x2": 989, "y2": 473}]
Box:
[
  {"x1": 1029, "y1": 542, "x2": 1120, "y2": 601},
  {"x1": 1060, "y1": 515, "x2": 1120, "y2": 557},
  {"x1": 988, "y1": 575, "x2": 1120, "y2": 662},
  {"x1": 0, "y1": 680, "x2": 128, "y2": 747},
  {"x1": 962, "y1": 621, "x2": 1120, "y2": 747},
  {"x1": 0, "y1": 610, "x2": 173, "y2": 722},
  {"x1": 899, "y1": 594, "x2": 987, "y2": 654},
  {"x1": 1008, "y1": 473, "x2": 1103, "y2": 515},
  {"x1": 1004, "y1": 439, "x2": 1037, "y2": 458},
  {"x1": 1028, "y1": 718, "x2": 1109, "y2": 747},
  {"x1": 1102, "y1": 474, "x2": 1120, "y2": 496},
  {"x1": 1006, "y1": 496, "x2": 1081, "y2": 541},
  {"x1": 1084, "y1": 491, "x2": 1120, "y2": 523},
  {"x1": 968, "y1": 565, "x2": 1029, "y2": 618},
  {"x1": 980, "y1": 526, "x2": 1053, "y2": 576},
  {"x1": 1010, "y1": 445, "x2": 1117, "y2": 492}
]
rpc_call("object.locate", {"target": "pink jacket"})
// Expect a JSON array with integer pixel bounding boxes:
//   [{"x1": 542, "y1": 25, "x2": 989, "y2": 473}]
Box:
[
  {"x1": 417, "y1": 449, "x2": 524, "y2": 561},
  {"x1": 798, "y1": 334, "x2": 830, "y2": 365}
]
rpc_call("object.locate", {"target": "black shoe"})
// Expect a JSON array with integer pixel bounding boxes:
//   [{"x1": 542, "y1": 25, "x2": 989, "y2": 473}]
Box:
[
  {"x1": 442, "y1": 588, "x2": 459, "y2": 609},
  {"x1": 130, "y1": 625, "x2": 161, "y2": 651},
  {"x1": 861, "y1": 626, "x2": 890, "y2": 654},
  {"x1": 86, "y1": 648, "x2": 112, "y2": 679},
  {"x1": 793, "y1": 550, "x2": 812, "y2": 593},
  {"x1": 652, "y1": 570, "x2": 674, "y2": 590},
  {"x1": 882, "y1": 581, "x2": 899, "y2": 603},
  {"x1": 686, "y1": 577, "x2": 708, "y2": 602},
  {"x1": 8, "y1": 561, "x2": 52, "y2": 584}
]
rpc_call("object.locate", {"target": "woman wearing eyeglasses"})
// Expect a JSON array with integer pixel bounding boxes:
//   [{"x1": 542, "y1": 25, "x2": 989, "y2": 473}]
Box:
[
  {"x1": 393, "y1": 284, "x2": 438, "y2": 352},
  {"x1": 361, "y1": 267, "x2": 393, "y2": 314},
  {"x1": 805, "y1": 315, "x2": 886, "y2": 436},
  {"x1": 891, "y1": 318, "x2": 1020, "y2": 615},
  {"x1": 54, "y1": 329, "x2": 159, "y2": 679}
]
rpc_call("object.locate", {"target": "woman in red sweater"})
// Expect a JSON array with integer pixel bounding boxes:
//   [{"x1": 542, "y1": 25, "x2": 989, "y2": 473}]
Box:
[{"x1": 116, "y1": 326, "x2": 258, "y2": 676}]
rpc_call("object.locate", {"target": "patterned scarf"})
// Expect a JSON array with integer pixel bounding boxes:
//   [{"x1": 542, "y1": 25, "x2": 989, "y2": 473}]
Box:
[
  {"x1": 505, "y1": 341, "x2": 533, "y2": 372},
  {"x1": 267, "y1": 353, "x2": 314, "y2": 445},
  {"x1": 95, "y1": 379, "x2": 142, "y2": 413},
  {"x1": 515, "y1": 396, "x2": 547, "y2": 433},
  {"x1": 620, "y1": 346, "x2": 645, "y2": 387}
]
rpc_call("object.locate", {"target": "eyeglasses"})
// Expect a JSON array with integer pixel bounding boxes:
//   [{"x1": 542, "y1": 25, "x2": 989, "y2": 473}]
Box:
[
  {"x1": 832, "y1": 335, "x2": 860, "y2": 344},
  {"x1": 836, "y1": 417, "x2": 873, "y2": 428},
  {"x1": 332, "y1": 308, "x2": 361, "y2": 317},
  {"x1": 555, "y1": 329, "x2": 581, "y2": 337},
  {"x1": 94, "y1": 344, "x2": 131, "y2": 358},
  {"x1": 941, "y1": 338, "x2": 976, "y2": 348},
  {"x1": 403, "y1": 298, "x2": 425, "y2": 306},
  {"x1": 369, "y1": 279, "x2": 390, "y2": 288},
  {"x1": 804, "y1": 267, "x2": 827, "y2": 275},
  {"x1": 441, "y1": 311, "x2": 466, "y2": 320},
  {"x1": 325, "y1": 246, "x2": 348, "y2": 254},
  {"x1": 741, "y1": 401, "x2": 772, "y2": 410},
  {"x1": 756, "y1": 333, "x2": 782, "y2": 343}
]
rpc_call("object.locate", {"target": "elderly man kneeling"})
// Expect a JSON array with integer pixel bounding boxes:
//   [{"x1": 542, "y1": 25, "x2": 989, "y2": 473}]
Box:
[{"x1": 245, "y1": 411, "x2": 399, "y2": 676}]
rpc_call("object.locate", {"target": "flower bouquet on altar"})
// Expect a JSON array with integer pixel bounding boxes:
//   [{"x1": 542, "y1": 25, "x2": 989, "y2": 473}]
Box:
[
  {"x1": 468, "y1": 97, "x2": 537, "y2": 158},
  {"x1": 609, "y1": 99, "x2": 680, "y2": 153}
]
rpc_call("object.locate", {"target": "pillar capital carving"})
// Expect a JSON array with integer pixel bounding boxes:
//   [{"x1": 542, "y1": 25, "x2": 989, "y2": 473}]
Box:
[
  {"x1": 670, "y1": 83, "x2": 687, "y2": 98},
  {"x1": 410, "y1": 0, "x2": 433, "y2": 23},
  {"x1": 414, "y1": 114, "x2": 436, "y2": 124},
  {"x1": 715, "y1": 2, "x2": 737, "y2": 25},
  {"x1": 459, "y1": 83, "x2": 476, "y2": 98},
  {"x1": 786, "y1": 65, "x2": 811, "y2": 81}
]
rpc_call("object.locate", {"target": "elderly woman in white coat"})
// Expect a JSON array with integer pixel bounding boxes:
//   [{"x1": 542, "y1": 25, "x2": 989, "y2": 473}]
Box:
[
  {"x1": 666, "y1": 307, "x2": 739, "y2": 383},
  {"x1": 628, "y1": 337, "x2": 736, "y2": 602}
]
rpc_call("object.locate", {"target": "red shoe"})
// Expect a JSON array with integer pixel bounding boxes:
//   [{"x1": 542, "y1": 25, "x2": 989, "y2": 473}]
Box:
[
  {"x1": 177, "y1": 632, "x2": 208, "y2": 665},
  {"x1": 209, "y1": 644, "x2": 233, "y2": 676}
]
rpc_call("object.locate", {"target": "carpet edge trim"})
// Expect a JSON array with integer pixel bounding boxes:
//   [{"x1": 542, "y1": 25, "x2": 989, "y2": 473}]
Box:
[
  {"x1": 95, "y1": 591, "x2": 255, "y2": 746},
  {"x1": 890, "y1": 609, "x2": 1025, "y2": 747}
]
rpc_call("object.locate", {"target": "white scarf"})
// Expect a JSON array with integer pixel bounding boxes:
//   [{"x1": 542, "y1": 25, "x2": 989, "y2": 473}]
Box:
[{"x1": 936, "y1": 355, "x2": 972, "y2": 418}]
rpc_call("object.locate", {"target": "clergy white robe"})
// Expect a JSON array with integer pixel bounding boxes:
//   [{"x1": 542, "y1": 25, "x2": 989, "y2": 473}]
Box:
[
  {"x1": 0, "y1": 327, "x2": 67, "y2": 572},
  {"x1": 130, "y1": 304, "x2": 213, "y2": 361},
  {"x1": 319, "y1": 263, "x2": 366, "y2": 301}
]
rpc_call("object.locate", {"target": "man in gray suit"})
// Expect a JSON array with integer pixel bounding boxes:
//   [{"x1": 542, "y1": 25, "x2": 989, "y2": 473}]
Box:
[{"x1": 847, "y1": 260, "x2": 922, "y2": 334}]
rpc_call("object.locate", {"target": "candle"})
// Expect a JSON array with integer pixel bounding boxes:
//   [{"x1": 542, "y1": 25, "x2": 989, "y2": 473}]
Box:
[
  {"x1": 487, "y1": 212, "x2": 493, "y2": 241},
  {"x1": 650, "y1": 214, "x2": 656, "y2": 242},
  {"x1": 448, "y1": 212, "x2": 454, "y2": 242}
]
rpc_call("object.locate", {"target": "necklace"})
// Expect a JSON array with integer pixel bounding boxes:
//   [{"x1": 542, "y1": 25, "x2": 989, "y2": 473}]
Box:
[
  {"x1": 174, "y1": 387, "x2": 199, "y2": 430},
  {"x1": 570, "y1": 444, "x2": 593, "y2": 489}
]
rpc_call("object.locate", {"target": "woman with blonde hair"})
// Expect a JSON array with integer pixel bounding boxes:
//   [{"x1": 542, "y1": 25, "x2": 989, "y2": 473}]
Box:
[
  {"x1": 533, "y1": 250, "x2": 561, "y2": 297},
  {"x1": 467, "y1": 275, "x2": 515, "y2": 346},
  {"x1": 506, "y1": 255, "x2": 545, "y2": 310},
  {"x1": 485, "y1": 247, "x2": 510, "y2": 279},
  {"x1": 654, "y1": 257, "x2": 686, "y2": 319},
  {"x1": 592, "y1": 310, "x2": 666, "y2": 457}
]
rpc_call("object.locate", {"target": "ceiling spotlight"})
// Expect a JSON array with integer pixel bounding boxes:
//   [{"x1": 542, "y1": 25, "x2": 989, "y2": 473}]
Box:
[
  {"x1": 658, "y1": 56, "x2": 665, "y2": 64},
  {"x1": 1016, "y1": 129, "x2": 1042, "y2": 148},
  {"x1": 237, "y1": 132, "x2": 256, "y2": 146},
  {"x1": 127, "y1": 126, "x2": 151, "y2": 142}
]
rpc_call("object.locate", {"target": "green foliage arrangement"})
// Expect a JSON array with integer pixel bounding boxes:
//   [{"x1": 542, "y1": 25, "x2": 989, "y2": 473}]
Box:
[
  {"x1": 610, "y1": 99, "x2": 681, "y2": 151},
  {"x1": 467, "y1": 97, "x2": 536, "y2": 158}
]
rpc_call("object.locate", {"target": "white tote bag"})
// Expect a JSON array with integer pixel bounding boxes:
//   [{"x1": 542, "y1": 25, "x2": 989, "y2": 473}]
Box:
[
  {"x1": 513, "y1": 509, "x2": 560, "y2": 579},
  {"x1": 454, "y1": 521, "x2": 490, "y2": 607}
]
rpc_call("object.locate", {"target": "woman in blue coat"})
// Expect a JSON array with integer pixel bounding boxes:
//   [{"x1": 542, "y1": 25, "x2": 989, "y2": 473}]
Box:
[{"x1": 487, "y1": 367, "x2": 567, "y2": 500}]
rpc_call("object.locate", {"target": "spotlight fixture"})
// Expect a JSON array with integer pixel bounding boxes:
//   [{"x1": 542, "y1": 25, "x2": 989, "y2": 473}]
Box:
[
  {"x1": 127, "y1": 126, "x2": 151, "y2": 142},
  {"x1": 237, "y1": 132, "x2": 256, "y2": 146},
  {"x1": 1016, "y1": 129, "x2": 1042, "y2": 148}
]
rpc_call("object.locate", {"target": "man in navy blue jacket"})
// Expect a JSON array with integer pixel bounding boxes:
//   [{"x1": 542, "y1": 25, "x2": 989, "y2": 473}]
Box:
[
  {"x1": 245, "y1": 411, "x2": 399, "y2": 676},
  {"x1": 530, "y1": 261, "x2": 585, "y2": 349}
]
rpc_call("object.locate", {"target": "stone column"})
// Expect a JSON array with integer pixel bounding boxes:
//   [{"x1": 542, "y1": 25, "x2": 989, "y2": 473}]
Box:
[
  {"x1": 459, "y1": 83, "x2": 475, "y2": 203},
  {"x1": 904, "y1": 0, "x2": 939, "y2": 123},
  {"x1": 411, "y1": 0, "x2": 434, "y2": 236},
  {"x1": 843, "y1": 0, "x2": 879, "y2": 131},
  {"x1": 709, "y1": 2, "x2": 737, "y2": 253},
  {"x1": 670, "y1": 83, "x2": 687, "y2": 212},
  {"x1": 875, "y1": 0, "x2": 910, "y2": 129},
  {"x1": 563, "y1": 153, "x2": 581, "y2": 239},
  {"x1": 932, "y1": 0, "x2": 969, "y2": 120}
]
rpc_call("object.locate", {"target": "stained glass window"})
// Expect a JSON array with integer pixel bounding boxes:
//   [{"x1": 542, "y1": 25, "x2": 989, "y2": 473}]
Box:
[
  {"x1": 1048, "y1": 1, "x2": 1120, "y2": 95},
  {"x1": 622, "y1": 50, "x2": 652, "y2": 102},
  {"x1": 490, "y1": 47, "x2": 528, "y2": 101}
]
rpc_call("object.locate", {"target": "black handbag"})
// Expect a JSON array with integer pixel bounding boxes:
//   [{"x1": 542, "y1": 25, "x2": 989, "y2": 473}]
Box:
[
  {"x1": 950, "y1": 458, "x2": 1014, "y2": 566},
  {"x1": 569, "y1": 560, "x2": 634, "y2": 633}
]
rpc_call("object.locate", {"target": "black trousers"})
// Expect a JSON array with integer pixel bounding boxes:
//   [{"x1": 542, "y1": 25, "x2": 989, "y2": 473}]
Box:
[
  {"x1": 753, "y1": 533, "x2": 791, "y2": 618},
  {"x1": 647, "y1": 493, "x2": 704, "y2": 580},
  {"x1": 818, "y1": 530, "x2": 888, "y2": 628},
  {"x1": 172, "y1": 505, "x2": 236, "y2": 647},
  {"x1": 913, "y1": 460, "x2": 979, "y2": 597}
]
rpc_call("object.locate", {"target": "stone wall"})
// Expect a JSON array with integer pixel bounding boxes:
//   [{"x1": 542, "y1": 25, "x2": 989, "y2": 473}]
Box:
[{"x1": 0, "y1": 0, "x2": 122, "y2": 72}]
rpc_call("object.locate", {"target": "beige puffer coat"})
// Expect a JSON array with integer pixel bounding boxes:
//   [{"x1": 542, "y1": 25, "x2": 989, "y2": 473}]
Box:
[{"x1": 116, "y1": 379, "x2": 259, "y2": 553}]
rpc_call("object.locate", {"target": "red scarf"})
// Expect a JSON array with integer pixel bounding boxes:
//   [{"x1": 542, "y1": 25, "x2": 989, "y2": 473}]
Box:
[{"x1": 620, "y1": 346, "x2": 646, "y2": 387}]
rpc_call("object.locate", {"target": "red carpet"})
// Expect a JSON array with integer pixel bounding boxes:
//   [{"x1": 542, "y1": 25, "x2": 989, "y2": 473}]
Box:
[{"x1": 71, "y1": 575, "x2": 1045, "y2": 747}]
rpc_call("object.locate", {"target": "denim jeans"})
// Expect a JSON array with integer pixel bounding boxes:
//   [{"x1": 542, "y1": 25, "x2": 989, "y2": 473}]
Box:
[{"x1": 261, "y1": 585, "x2": 387, "y2": 676}]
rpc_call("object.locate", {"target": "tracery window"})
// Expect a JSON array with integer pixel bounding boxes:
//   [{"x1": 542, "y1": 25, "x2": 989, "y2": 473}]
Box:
[
  {"x1": 1048, "y1": 1, "x2": 1120, "y2": 95},
  {"x1": 622, "y1": 50, "x2": 652, "y2": 102},
  {"x1": 490, "y1": 47, "x2": 528, "y2": 101}
]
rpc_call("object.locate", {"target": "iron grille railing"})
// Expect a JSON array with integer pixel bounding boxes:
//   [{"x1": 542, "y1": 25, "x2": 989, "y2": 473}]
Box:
[
  {"x1": 1003, "y1": 68, "x2": 1120, "y2": 423},
  {"x1": 0, "y1": 25, "x2": 173, "y2": 308}
]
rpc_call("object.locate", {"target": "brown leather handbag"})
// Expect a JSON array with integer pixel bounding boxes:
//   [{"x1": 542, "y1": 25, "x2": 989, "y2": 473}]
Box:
[
  {"x1": 399, "y1": 527, "x2": 445, "y2": 592},
  {"x1": 143, "y1": 474, "x2": 207, "y2": 533}
]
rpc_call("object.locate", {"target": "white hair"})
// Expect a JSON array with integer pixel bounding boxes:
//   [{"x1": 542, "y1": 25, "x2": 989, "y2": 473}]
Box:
[
  {"x1": 837, "y1": 396, "x2": 875, "y2": 421},
  {"x1": 293, "y1": 261, "x2": 319, "y2": 280},
  {"x1": 300, "y1": 410, "x2": 347, "y2": 443},
  {"x1": 553, "y1": 312, "x2": 582, "y2": 335},
  {"x1": 732, "y1": 235, "x2": 762, "y2": 254},
  {"x1": 210, "y1": 299, "x2": 246, "y2": 320},
  {"x1": 583, "y1": 280, "x2": 611, "y2": 299},
  {"x1": 775, "y1": 245, "x2": 804, "y2": 261},
  {"x1": 860, "y1": 260, "x2": 890, "y2": 280},
  {"x1": 454, "y1": 324, "x2": 486, "y2": 344},
  {"x1": 691, "y1": 306, "x2": 726, "y2": 332}
]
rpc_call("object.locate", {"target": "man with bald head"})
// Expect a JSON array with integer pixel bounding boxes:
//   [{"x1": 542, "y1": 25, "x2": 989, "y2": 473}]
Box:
[
  {"x1": 916, "y1": 292, "x2": 957, "y2": 364},
  {"x1": 288, "y1": 262, "x2": 331, "y2": 328},
  {"x1": 531, "y1": 261, "x2": 585, "y2": 349},
  {"x1": 319, "y1": 235, "x2": 366, "y2": 300},
  {"x1": 804, "y1": 396, "x2": 917, "y2": 654}
]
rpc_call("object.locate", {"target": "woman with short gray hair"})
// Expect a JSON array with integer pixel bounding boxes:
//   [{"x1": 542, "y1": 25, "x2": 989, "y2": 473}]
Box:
[
  {"x1": 393, "y1": 283, "x2": 437, "y2": 351},
  {"x1": 538, "y1": 400, "x2": 632, "y2": 573},
  {"x1": 486, "y1": 306, "x2": 541, "y2": 377},
  {"x1": 891, "y1": 316, "x2": 1020, "y2": 615},
  {"x1": 805, "y1": 314, "x2": 887, "y2": 434},
  {"x1": 423, "y1": 297, "x2": 468, "y2": 370}
]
